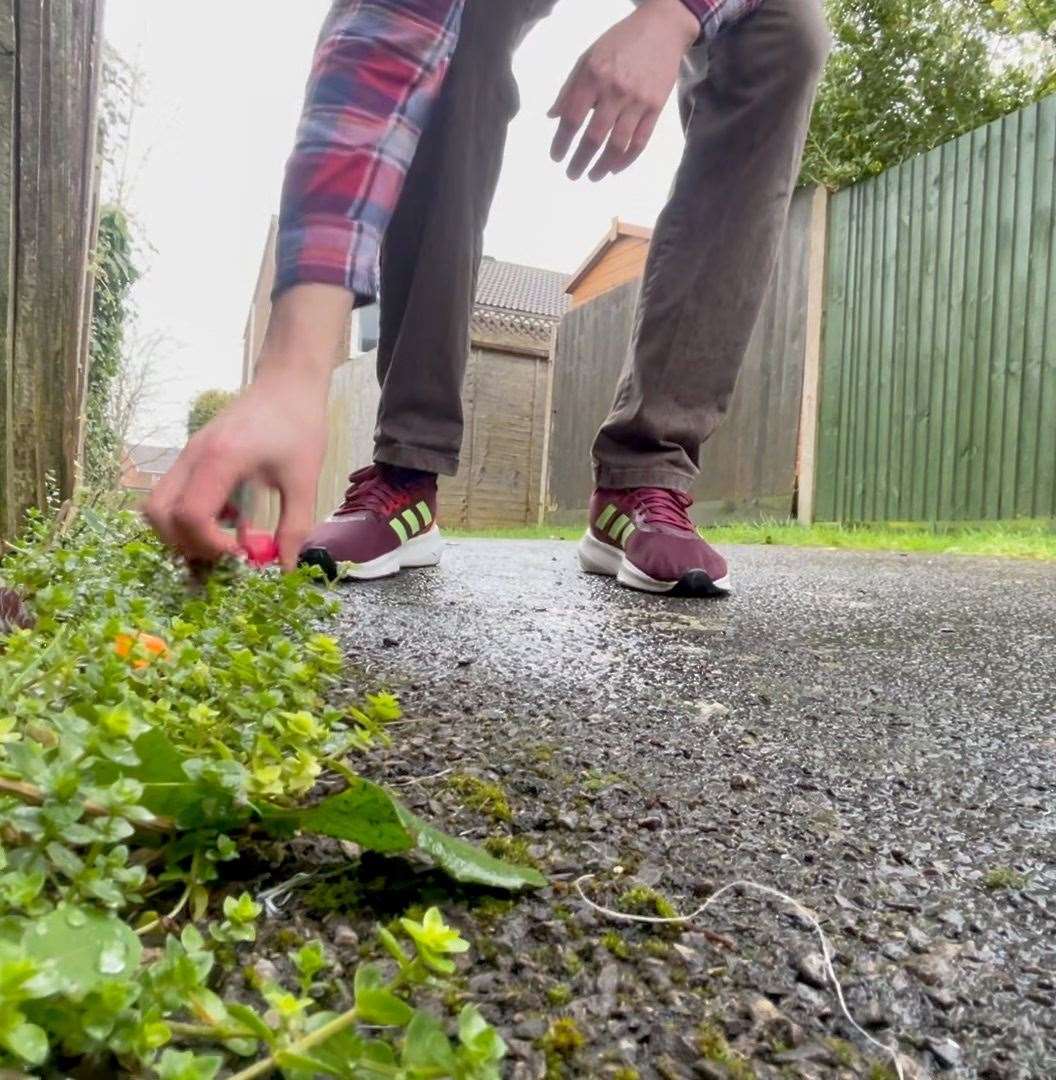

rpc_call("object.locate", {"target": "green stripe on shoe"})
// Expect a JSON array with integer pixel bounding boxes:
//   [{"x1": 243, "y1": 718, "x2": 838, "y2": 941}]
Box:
[
  {"x1": 416, "y1": 501, "x2": 433, "y2": 527},
  {"x1": 608, "y1": 513, "x2": 630, "y2": 541},
  {"x1": 619, "y1": 521, "x2": 636, "y2": 547},
  {"x1": 402, "y1": 508, "x2": 421, "y2": 535},
  {"x1": 390, "y1": 518, "x2": 409, "y2": 543},
  {"x1": 595, "y1": 504, "x2": 617, "y2": 530}
]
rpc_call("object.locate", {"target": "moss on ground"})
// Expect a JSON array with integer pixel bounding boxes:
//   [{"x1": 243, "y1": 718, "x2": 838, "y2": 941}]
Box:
[
  {"x1": 483, "y1": 834, "x2": 540, "y2": 868},
  {"x1": 697, "y1": 1021, "x2": 756, "y2": 1080},
  {"x1": 448, "y1": 772, "x2": 513, "y2": 823},
  {"x1": 983, "y1": 866, "x2": 1027, "y2": 890},
  {"x1": 600, "y1": 930, "x2": 634, "y2": 960}
]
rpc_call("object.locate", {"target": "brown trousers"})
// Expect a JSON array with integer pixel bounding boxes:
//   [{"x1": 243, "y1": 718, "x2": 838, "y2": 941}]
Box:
[{"x1": 374, "y1": 0, "x2": 830, "y2": 491}]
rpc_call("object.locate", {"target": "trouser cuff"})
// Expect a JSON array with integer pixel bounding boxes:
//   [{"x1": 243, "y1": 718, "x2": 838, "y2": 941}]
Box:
[
  {"x1": 594, "y1": 464, "x2": 696, "y2": 493},
  {"x1": 375, "y1": 442, "x2": 459, "y2": 478}
]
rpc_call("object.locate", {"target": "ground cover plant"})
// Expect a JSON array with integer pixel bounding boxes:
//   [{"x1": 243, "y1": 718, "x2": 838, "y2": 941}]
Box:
[{"x1": 0, "y1": 505, "x2": 543, "y2": 1077}]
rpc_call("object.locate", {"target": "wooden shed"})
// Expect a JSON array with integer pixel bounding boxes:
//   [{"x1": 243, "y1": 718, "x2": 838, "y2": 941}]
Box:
[
  {"x1": 566, "y1": 219, "x2": 652, "y2": 309},
  {"x1": 243, "y1": 229, "x2": 569, "y2": 529}
]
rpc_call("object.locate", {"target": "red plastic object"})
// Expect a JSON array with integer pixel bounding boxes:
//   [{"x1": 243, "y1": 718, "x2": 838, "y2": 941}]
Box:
[{"x1": 239, "y1": 529, "x2": 280, "y2": 568}]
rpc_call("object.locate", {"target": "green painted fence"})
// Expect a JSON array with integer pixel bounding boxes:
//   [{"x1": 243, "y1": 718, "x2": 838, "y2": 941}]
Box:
[{"x1": 815, "y1": 95, "x2": 1056, "y2": 522}]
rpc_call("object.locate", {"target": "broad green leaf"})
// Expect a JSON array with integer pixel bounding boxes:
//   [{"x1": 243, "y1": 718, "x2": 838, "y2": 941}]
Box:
[
  {"x1": 22, "y1": 905, "x2": 142, "y2": 995},
  {"x1": 396, "y1": 804, "x2": 546, "y2": 891},
  {"x1": 278, "y1": 778, "x2": 545, "y2": 890},
  {"x1": 267, "y1": 778, "x2": 414, "y2": 853},
  {"x1": 92, "y1": 727, "x2": 245, "y2": 828}
]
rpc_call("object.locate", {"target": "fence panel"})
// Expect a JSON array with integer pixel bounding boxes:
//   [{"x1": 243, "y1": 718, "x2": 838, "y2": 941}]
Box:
[
  {"x1": 0, "y1": 0, "x2": 104, "y2": 540},
  {"x1": 815, "y1": 95, "x2": 1056, "y2": 522},
  {"x1": 546, "y1": 186, "x2": 819, "y2": 525}
]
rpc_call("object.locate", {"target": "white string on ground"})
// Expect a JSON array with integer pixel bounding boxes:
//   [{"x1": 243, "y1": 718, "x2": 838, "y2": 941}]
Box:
[{"x1": 573, "y1": 873, "x2": 906, "y2": 1080}]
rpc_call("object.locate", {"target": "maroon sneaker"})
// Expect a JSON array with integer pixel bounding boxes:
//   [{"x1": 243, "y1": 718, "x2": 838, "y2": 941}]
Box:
[
  {"x1": 299, "y1": 465, "x2": 443, "y2": 581},
  {"x1": 578, "y1": 487, "x2": 730, "y2": 596}
]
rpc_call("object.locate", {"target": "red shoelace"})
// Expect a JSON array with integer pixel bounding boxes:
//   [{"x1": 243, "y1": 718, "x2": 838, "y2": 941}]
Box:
[
  {"x1": 335, "y1": 466, "x2": 407, "y2": 518},
  {"x1": 628, "y1": 487, "x2": 695, "y2": 531}
]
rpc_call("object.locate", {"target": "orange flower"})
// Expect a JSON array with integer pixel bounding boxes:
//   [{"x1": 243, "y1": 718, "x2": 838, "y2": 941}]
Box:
[{"x1": 114, "y1": 632, "x2": 169, "y2": 669}]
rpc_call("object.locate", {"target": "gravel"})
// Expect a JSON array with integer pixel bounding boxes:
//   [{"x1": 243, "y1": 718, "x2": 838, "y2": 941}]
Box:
[{"x1": 253, "y1": 540, "x2": 1055, "y2": 1079}]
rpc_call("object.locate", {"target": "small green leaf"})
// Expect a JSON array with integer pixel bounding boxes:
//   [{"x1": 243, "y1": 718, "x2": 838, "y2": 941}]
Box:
[
  {"x1": 226, "y1": 1003, "x2": 276, "y2": 1043},
  {"x1": 1, "y1": 1020, "x2": 49, "y2": 1065},
  {"x1": 401, "y1": 1010, "x2": 456, "y2": 1073},
  {"x1": 22, "y1": 905, "x2": 142, "y2": 995},
  {"x1": 353, "y1": 964, "x2": 414, "y2": 1027}
]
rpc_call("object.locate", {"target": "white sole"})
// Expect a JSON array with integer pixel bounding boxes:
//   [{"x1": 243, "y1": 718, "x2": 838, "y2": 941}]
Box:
[
  {"x1": 577, "y1": 530, "x2": 731, "y2": 596},
  {"x1": 338, "y1": 526, "x2": 444, "y2": 581}
]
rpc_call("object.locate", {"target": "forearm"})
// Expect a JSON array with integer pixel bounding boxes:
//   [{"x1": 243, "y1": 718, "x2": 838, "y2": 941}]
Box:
[{"x1": 256, "y1": 284, "x2": 353, "y2": 391}]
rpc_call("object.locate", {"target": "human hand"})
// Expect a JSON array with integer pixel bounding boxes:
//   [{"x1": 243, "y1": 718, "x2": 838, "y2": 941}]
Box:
[
  {"x1": 548, "y1": 0, "x2": 698, "y2": 182},
  {"x1": 144, "y1": 369, "x2": 328, "y2": 572}
]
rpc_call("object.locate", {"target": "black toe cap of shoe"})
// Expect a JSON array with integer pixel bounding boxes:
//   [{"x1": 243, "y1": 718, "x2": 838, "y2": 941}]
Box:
[{"x1": 299, "y1": 547, "x2": 339, "y2": 582}]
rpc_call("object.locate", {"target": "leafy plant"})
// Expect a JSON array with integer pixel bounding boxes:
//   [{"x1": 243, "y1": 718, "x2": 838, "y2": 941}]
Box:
[
  {"x1": 0, "y1": 506, "x2": 541, "y2": 1074},
  {"x1": 187, "y1": 389, "x2": 238, "y2": 438},
  {"x1": 804, "y1": 0, "x2": 1056, "y2": 189}
]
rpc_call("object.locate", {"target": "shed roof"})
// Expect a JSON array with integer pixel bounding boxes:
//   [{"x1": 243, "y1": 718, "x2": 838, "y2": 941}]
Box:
[{"x1": 566, "y1": 219, "x2": 653, "y2": 295}]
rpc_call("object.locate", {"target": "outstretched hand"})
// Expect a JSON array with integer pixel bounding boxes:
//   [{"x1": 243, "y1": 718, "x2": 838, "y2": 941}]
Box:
[
  {"x1": 548, "y1": 0, "x2": 699, "y2": 182},
  {"x1": 144, "y1": 284, "x2": 350, "y2": 573},
  {"x1": 144, "y1": 371, "x2": 328, "y2": 572}
]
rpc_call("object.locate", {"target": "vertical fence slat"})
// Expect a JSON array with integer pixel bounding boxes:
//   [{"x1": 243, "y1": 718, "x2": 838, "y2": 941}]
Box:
[
  {"x1": 816, "y1": 98, "x2": 1056, "y2": 523},
  {"x1": 0, "y1": 0, "x2": 101, "y2": 542}
]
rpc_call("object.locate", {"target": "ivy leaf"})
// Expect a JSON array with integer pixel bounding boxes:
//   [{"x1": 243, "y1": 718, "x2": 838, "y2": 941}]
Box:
[{"x1": 22, "y1": 905, "x2": 142, "y2": 996}]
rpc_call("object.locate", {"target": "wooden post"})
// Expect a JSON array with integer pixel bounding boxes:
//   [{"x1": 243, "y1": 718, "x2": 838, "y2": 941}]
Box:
[
  {"x1": 0, "y1": 0, "x2": 104, "y2": 543},
  {"x1": 0, "y1": 0, "x2": 17, "y2": 540},
  {"x1": 796, "y1": 184, "x2": 829, "y2": 525}
]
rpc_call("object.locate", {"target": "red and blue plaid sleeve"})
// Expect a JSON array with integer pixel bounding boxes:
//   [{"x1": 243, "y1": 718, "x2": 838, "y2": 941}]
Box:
[
  {"x1": 274, "y1": 0, "x2": 465, "y2": 303},
  {"x1": 677, "y1": 0, "x2": 764, "y2": 40}
]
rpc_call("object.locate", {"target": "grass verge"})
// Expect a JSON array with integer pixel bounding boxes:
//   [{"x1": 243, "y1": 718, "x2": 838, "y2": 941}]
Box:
[{"x1": 446, "y1": 518, "x2": 1056, "y2": 560}]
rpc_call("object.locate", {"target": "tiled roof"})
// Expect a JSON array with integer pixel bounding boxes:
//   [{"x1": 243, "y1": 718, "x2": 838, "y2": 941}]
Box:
[
  {"x1": 475, "y1": 257, "x2": 571, "y2": 321},
  {"x1": 126, "y1": 444, "x2": 182, "y2": 475}
]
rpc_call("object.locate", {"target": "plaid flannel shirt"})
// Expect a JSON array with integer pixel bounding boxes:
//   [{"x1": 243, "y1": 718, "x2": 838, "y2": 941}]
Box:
[{"x1": 275, "y1": 0, "x2": 763, "y2": 302}]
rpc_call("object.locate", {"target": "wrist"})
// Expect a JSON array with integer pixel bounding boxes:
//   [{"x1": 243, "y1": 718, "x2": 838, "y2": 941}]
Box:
[{"x1": 640, "y1": 0, "x2": 700, "y2": 48}]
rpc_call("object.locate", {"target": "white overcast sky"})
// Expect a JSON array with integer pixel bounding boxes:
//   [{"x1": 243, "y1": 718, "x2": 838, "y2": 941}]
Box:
[{"x1": 103, "y1": 1, "x2": 686, "y2": 445}]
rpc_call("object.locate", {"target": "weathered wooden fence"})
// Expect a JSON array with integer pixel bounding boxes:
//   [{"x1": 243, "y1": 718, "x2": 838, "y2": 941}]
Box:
[
  {"x1": 0, "y1": 0, "x2": 104, "y2": 541},
  {"x1": 546, "y1": 186, "x2": 825, "y2": 524},
  {"x1": 254, "y1": 339, "x2": 552, "y2": 532},
  {"x1": 815, "y1": 94, "x2": 1056, "y2": 522}
]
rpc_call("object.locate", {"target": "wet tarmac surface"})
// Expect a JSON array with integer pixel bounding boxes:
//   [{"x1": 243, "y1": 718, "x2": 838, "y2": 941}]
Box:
[{"x1": 329, "y1": 539, "x2": 1055, "y2": 1078}]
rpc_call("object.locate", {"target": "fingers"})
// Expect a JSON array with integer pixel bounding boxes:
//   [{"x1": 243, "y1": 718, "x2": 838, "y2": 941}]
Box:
[
  {"x1": 147, "y1": 441, "x2": 243, "y2": 565},
  {"x1": 548, "y1": 67, "x2": 595, "y2": 165},
  {"x1": 588, "y1": 106, "x2": 646, "y2": 182},
  {"x1": 566, "y1": 101, "x2": 621, "y2": 181},
  {"x1": 598, "y1": 109, "x2": 660, "y2": 180},
  {"x1": 275, "y1": 476, "x2": 315, "y2": 573}
]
